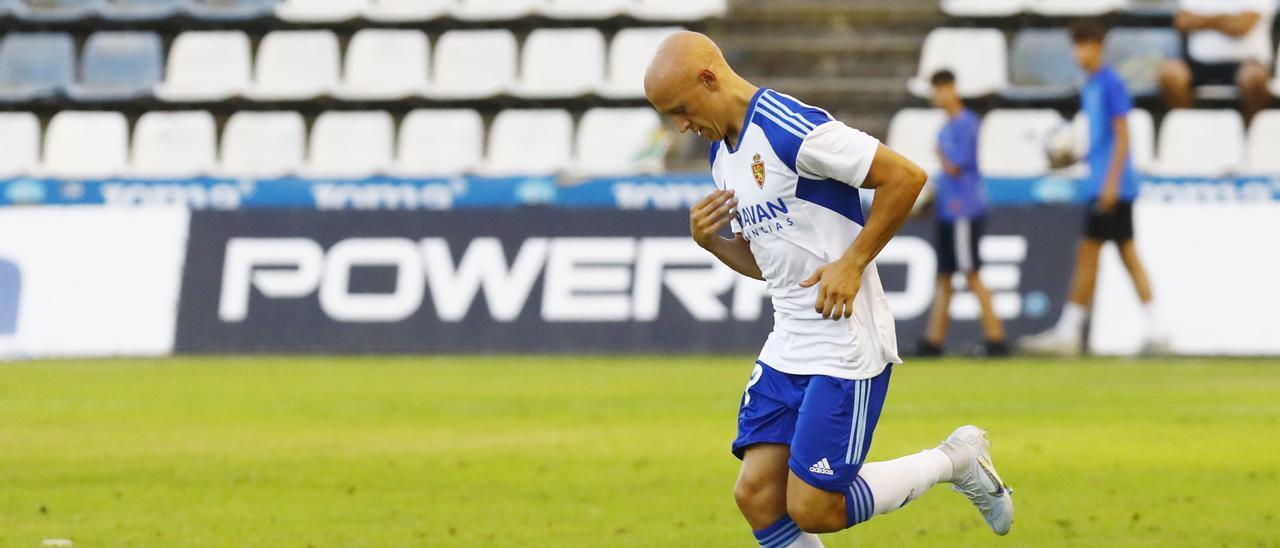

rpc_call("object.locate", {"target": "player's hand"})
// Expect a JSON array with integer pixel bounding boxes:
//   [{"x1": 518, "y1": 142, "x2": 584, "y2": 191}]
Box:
[
  {"x1": 799, "y1": 258, "x2": 865, "y2": 320},
  {"x1": 689, "y1": 189, "x2": 737, "y2": 248},
  {"x1": 1097, "y1": 186, "x2": 1118, "y2": 213}
]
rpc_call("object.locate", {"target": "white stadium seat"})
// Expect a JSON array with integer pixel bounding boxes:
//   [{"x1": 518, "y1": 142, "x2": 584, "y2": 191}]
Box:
[
  {"x1": 482, "y1": 109, "x2": 573, "y2": 176},
  {"x1": 600, "y1": 27, "x2": 684, "y2": 99},
  {"x1": 0, "y1": 112, "x2": 39, "y2": 177},
  {"x1": 43, "y1": 111, "x2": 129, "y2": 179},
  {"x1": 1152, "y1": 109, "x2": 1244, "y2": 176},
  {"x1": 248, "y1": 31, "x2": 340, "y2": 101},
  {"x1": 1071, "y1": 109, "x2": 1155, "y2": 173},
  {"x1": 1272, "y1": 41, "x2": 1280, "y2": 98},
  {"x1": 336, "y1": 29, "x2": 429, "y2": 100},
  {"x1": 155, "y1": 31, "x2": 251, "y2": 101},
  {"x1": 573, "y1": 108, "x2": 665, "y2": 177},
  {"x1": 304, "y1": 111, "x2": 395, "y2": 178},
  {"x1": 276, "y1": 0, "x2": 367, "y2": 22},
  {"x1": 1244, "y1": 111, "x2": 1280, "y2": 175},
  {"x1": 886, "y1": 108, "x2": 948, "y2": 177},
  {"x1": 429, "y1": 30, "x2": 517, "y2": 99},
  {"x1": 1029, "y1": 0, "x2": 1125, "y2": 16},
  {"x1": 629, "y1": 0, "x2": 726, "y2": 20},
  {"x1": 909, "y1": 28, "x2": 1008, "y2": 98},
  {"x1": 450, "y1": 0, "x2": 538, "y2": 20},
  {"x1": 978, "y1": 109, "x2": 1065, "y2": 178},
  {"x1": 219, "y1": 111, "x2": 307, "y2": 178},
  {"x1": 364, "y1": 0, "x2": 452, "y2": 21},
  {"x1": 514, "y1": 28, "x2": 606, "y2": 98},
  {"x1": 941, "y1": 0, "x2": 1026, "y2": 17},
  {"x1": 393, "y1": 109, "x2": 484, "y2": 177},
  {"x1": 540, "y1": 0, "x2": 629, "y2": 19},
  {"x1": 130, "y1": 111, "x2": 217, "y2": 178}
]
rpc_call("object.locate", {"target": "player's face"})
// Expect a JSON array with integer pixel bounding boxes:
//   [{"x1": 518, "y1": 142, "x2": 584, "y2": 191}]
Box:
[
  {"x1": 650, "y1": 79, "x2": 724, "y2": 142},
  {"x1": 930, "y1": 83, "x2": 957, "y2": 109},
  {"x1": 1073, "y1": 41, "x2": 1101, "y2": 71}
]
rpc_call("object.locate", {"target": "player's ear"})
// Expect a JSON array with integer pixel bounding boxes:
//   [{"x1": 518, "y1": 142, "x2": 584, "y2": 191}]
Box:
[{"x1": 698, "y1": 69, "x2": 718, "y2": 90}]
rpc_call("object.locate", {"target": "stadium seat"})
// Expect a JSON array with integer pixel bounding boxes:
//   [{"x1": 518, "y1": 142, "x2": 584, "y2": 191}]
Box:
[
  {"x1": 978, "y1": 109, "x2": 1065, "y2": 178},
  {"x1": 99, "y1": 0, "x2": 187, "y2": 20},
  {"x1": 514, "y1": 28, "x2": 606, "y2": 99},
  {"x1": 482, "y1": 109, "x2": 573, "y2": 176},
  {"x1": 909, "y1": 28, "x2": 1008, "y2": 99},
  {"x1": 450, "y1": 0, "x2": 536, "y2": 20},
  {"x1": 886, "y1": 108, "x2": 948, "y2": 176},
  {"x1": 1151, "y1": 109, "x2": 1245, "y2": 176},
  {"x1": 392, "y1": 109, "x2": 484, "y2": 177},
  {"x1": 1242, "y1": 111, "x2": 1280, "y2": 175},
  {"x1": 429, "y1": 30, "x2": 516, "y2": 99},
  {"x1": 1272, "y1": 42, "x2": 1280, "y2": 99},
  {"x1": 1104, "y1": 28, "x2": 1182, "y2": 98},
  {"x1": 363, "y1": 0, "x2": 450, "y2": 21},
  {"x1": 42, "y1": 111, "x2": 129, "y2": 179},
  {"x1": 0, "y1": 33, "x2": 74, "y2": 101},
  {"x1": 336, "y1": 29, "x2": 429, "y2": 100},
  {"x1": 1004, "y1": 29, "x2": 1085, "y2": 102},
  {"x1": 1028, "y1": 0, "x2": 1125, "y2": 16},
  {"x1": 573, "y1": 108, "x2": 665, "y2": 177},
  {"x1": 184, "y1": 0, "x2": 275, "y2": 19},
  {"x1": 276, "y1": 0, "x2": 365, "y2": 22},
  {"x1": 303, "y1": 111, "x2": 394, "y2": 178},
  {"x1": 130, "y1": 111, "x2": 217, "y2": 178},
  {"x1": 0, "y1": 112, "x2": 40, "y2": 177},
  {"x1": 629, "y1": 0, "x2": 726, "y2": 20},
  {"x1": 1071, "y1": 109, "x2": 1155, "y2": 173},
  {"x1": 17, "y1": 0, "x2": 102, "y2": 21},
  {"x1": 219, "y1": 111, "x2": 306, "y2": 178},
  {"x1": 155, "y1": 31, "x2": 251, "y2": 101},
  {"x1": 599, "y1": 27, "x2": 684, "y2": 99},
  {"x1": 70, "y1": 32, "x2": 163, "y2": 102},
  {"x1": 941, "y1": 0, "x2": 1026, "y2": 17},
  {"x1": 540, "y1": 0, "x2": 629, "y2": 19},
  {"x1": 248, "y1": 31, "x2": 340, "y2": 101}
]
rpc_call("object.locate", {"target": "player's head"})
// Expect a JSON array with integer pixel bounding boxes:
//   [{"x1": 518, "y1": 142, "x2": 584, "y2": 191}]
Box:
[
  {"x1": 1070, "y1": 20, "x2": 1107, "y2": 72},
  {"x1": 643, "y1": 31, "x2": 748, "y2": 142},
  {"x1": 929, "y1": 69, "x2": 961, "y2": 111}
]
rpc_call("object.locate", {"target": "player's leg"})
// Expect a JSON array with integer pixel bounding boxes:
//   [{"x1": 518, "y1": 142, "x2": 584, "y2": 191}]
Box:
[
  {"x1": 1158, "y1": 59, "x2": 1194, "y2": 109},
  {"x1": 921, "y1": 274, "x2": 953, "y2": 354},
  {"x1": 732, "y1": 362, "x2": 825, "y2": 547},
  {"x1": 1236, "y1": 61, "x2": 1269, "y2": 125},
  {"x1": 1020, "y1": 237, "x2": 1100, "y2": 355},
  {"x1": 964, "y1": 271, "x2": 1007, "y2": 354}
]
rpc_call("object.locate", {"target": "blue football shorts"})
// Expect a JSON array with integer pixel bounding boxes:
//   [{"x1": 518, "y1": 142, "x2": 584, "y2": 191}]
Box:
[{"x1": 731, "y1": 360, "x2": 892, "y2": 492}]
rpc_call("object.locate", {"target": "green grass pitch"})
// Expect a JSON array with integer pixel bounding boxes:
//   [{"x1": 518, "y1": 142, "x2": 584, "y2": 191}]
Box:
[{"x1": 1, "y1": 356, "x2": 1277, "y2": 546}]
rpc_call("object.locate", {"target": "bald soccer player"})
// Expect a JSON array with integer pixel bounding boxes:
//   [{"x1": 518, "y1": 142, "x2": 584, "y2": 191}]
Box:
[{"x1": 644, "y1": 32, "x2": 1013, "y2": 545}]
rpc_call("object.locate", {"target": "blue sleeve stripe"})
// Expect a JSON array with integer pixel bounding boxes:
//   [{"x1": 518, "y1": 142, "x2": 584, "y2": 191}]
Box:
[
  {"x1": 759, "y1": 93, "x2": 818, "y2": 131},
  {"x1": 755, "y1": 109, "x2": 808, "y2": 140}
]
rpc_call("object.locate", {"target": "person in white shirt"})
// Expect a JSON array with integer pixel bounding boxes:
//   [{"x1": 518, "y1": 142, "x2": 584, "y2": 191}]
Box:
[
  {"x1": 643, "y1": 31, "x2": 1013, "y2": 547},
  {"x1": 1160, "y1": 0, "x2": 1276, "y2": 123}
]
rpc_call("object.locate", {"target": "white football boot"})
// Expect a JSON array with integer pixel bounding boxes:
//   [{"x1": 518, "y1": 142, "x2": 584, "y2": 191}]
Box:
[
  {"x1": 940, "y1": 425, "x2": 1014, "y2": 535},
  {"x1": 1018, "y1": 327, "x2": 1081, "y2": 357}
]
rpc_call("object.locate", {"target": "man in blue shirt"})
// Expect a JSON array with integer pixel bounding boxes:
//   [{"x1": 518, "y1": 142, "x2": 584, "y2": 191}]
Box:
[
  {"x1": 918, "y1": 70, "x2": 1007, "y2": 357},
  {"x1": 1022, "y1": 21, "x2": 1166, "y2": 356}
]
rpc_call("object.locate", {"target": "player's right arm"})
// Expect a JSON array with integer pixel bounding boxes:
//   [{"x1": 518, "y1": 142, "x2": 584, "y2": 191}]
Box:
[
  {"x1": 1175, "y1": 9, "x2": 1262, "y2": 38},
  {"x1": 690, "y1": 189, "x2": 764, "y2": 281}
]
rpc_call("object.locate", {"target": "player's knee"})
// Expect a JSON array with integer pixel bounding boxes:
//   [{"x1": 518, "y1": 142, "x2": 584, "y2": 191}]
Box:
[
  {"x1": 1159, "y1": 60, "x2": 1190, "y2": 87},
  {"x1": 1236, "y1": 63, "x2": 1267, "y2": 90},
  {"x1": 733, "y1": 474, "x2": 775, "y2": 514},
  {"x1": 786, "y1": 498, "x2": 842, "y2": 533}
]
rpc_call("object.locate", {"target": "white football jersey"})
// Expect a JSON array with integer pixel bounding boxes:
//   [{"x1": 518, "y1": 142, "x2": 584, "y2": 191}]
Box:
[{"x1": 711, "y1": 88, "x2": 901, "y2": 380}]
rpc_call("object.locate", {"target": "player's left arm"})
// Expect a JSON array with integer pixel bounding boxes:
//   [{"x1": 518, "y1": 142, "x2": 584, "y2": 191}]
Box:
[
  {"x1": 1098, "y1": 115, "x2": 1128, "y2": 213},
  {"x1": 800, "y1": 144, "x2": 927, "y2": 319}
]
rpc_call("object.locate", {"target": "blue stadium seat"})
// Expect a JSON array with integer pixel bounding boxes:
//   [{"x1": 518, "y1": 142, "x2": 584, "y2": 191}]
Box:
[
  {"x1": 17, "y1": 0, "x2": 104, "y2": 21},
  {"x1": 1104, "y1": 27, "x2": 1182, "y2": 98},
  {"x1": 0, "y1": 33, "x2": 75, "y2": 101},
  {"x1": 69, "y1": 32, "x2": 164, "y2": 101},
  {"x1": 1002, "y1": 29, "x2": 1084, "y2": 102},
  {"x1": 99, "y1": 0, "x2": 188, "y2": 20},
  {"x1": 184, "y1": 0, "x2": 275, "y2": 19}
]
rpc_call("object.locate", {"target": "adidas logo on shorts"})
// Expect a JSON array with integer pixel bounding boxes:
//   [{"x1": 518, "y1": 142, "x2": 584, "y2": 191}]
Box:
[{"x1": 809, "y1": 458, "x2": 835, "y2": 476}]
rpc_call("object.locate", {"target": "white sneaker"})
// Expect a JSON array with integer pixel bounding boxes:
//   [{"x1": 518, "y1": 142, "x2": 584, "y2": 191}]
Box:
[
  {"x1": 1018, "y1": 328, "x2": 1080, "y2": 357},
  {"x1": 1139, "y1": 335, "x2": 1173, "y2": 357},
  {"x1": 939, "y1": 425, "x2": 1014, "y2": 535}
]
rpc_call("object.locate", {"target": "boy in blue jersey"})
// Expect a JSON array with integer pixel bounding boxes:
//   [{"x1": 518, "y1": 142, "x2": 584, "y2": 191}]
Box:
[
  {"x1": 1022, "y1": 21, "x2": 1167, "y2": 356},
  {"x1": 918, "y1": 70, "x2": 1007, "y2": 358},
  {"x1": 644, "y1": 32, "x2": 1013, "y2": 547}
]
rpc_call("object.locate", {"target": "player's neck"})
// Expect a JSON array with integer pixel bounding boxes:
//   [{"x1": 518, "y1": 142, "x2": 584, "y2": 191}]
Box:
[
  {"x1": 723, "y1": 81, "x2": 760, "y2": 149},
  {"x1": 944, "y1": 103, "x2": 965, "y2": 118}
]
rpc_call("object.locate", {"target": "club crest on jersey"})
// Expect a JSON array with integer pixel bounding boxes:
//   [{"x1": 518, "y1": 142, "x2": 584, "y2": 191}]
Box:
[{"x1": 751, "y1": 153, "x2": 765, "y2": 188}]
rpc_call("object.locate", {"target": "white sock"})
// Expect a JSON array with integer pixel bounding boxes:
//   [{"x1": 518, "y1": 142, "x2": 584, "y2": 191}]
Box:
[
  {"x1": 1143, "y1": 302, "x2": 1163, "y2": 340},
  {"x1": 1055, "y1": 302, "x2": 1086, "y2": 337},
  {"x1": 859, "y1": 449, "x2": 952, "y2": 516},
  {"x1": 784, "y1": 533, "x2": 824, "y2": 547}
]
